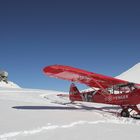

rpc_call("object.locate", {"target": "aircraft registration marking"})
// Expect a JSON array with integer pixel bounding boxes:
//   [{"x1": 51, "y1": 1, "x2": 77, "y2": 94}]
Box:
[{"x1": 105, "y1": 95, "x2": 129, "y2": 102}]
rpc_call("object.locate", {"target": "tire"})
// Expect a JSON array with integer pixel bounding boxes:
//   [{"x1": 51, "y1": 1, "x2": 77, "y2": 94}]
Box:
[{"x1": 121, "y1": 109, "x2": 130, "y2": 117}]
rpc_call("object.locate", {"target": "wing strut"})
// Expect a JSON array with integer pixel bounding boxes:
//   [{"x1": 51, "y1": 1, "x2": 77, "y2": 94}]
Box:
[{"x1": 90, "y1": 76, "x2": 108, "y2": 97}]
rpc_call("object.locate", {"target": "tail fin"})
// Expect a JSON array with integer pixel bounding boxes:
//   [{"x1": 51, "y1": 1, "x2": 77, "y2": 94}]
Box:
[
  {"x1": 69, "y1": 83, "x2": 83, "y2": 102},
  {"x1": 69, "y1": 83, "x2": 80, "y2": 95}
]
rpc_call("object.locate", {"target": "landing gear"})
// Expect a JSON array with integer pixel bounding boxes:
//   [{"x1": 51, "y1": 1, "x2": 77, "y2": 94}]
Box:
[
  {"x1": 121, "y1": 106, "x2": 140, "y2": 119},
  {"x1": 120, "y1": 109, "x2": 130, "y2": 117}
]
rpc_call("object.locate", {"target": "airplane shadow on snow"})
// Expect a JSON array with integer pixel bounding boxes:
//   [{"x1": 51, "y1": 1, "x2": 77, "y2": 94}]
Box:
[
  {"x1": 12, "y1": 104, "x2": 121, "y2": 115},
  {"x1": 12, "y1": 106, "x2": 79, "y2": 110}
]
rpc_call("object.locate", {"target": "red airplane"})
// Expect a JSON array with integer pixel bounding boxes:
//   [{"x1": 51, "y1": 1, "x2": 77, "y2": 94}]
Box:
[{"x1": 43, "y1": 65, "x2": 140, "y2": 118}]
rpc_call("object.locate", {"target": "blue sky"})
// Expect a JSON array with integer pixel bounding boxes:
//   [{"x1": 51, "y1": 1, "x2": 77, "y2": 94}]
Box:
[{"x1": 0, "y1": 0, "x2": 140, "y2": 91}]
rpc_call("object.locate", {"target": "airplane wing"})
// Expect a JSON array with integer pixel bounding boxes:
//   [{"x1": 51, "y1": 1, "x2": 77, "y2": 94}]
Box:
[{"x1": 43, "y1": 65, "x2": 128, "y2": 89}]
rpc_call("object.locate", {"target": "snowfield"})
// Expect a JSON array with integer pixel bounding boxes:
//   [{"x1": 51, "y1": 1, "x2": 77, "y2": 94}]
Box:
[{"x1": 0, "y1": 63, "x2": 140, "y2": 140}]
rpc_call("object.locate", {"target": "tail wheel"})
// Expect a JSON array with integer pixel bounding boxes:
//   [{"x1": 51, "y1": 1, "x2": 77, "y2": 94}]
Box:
[{"x1": 121, "y1": 109, "x2": 130, "y2": 117}]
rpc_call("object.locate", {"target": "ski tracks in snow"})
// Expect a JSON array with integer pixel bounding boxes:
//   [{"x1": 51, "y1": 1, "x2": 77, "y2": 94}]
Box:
[
  {"x1": 0, "y1": 118, "x2": 140, "y2": 140},
  {"x1": 0, "y1": 121, "x2": 96, "y2": 140}
]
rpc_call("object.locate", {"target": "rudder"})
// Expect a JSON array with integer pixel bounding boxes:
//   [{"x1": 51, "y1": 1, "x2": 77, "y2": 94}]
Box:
[{"x1": 69, "y1": 83, "x2": 80, "y2": 95}]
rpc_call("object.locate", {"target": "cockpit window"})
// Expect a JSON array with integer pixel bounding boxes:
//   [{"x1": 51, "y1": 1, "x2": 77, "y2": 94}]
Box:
[{"x1": 107, "y1": 82, "x2": 137, "y2": 94}]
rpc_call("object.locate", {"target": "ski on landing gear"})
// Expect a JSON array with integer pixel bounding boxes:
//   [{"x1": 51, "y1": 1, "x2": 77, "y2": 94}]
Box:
[{"x1": 120, "y1": 106, "x2": 140, "y2": 119}]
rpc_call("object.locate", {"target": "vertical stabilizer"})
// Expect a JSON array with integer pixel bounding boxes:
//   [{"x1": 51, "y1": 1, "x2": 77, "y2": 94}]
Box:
[{"x1": 69, "y1": 83, "x2": 80, "y2": 95}]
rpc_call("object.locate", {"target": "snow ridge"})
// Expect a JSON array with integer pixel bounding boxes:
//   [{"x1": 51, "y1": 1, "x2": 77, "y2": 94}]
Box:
[{"x1": 0, "y1": 81, "x2": 20, "y2": 89}]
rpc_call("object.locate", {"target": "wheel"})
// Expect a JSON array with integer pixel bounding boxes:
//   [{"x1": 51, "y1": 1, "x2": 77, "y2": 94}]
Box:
[{"x1": 121, "y1": 109, "x2": 130, "y2": 117}]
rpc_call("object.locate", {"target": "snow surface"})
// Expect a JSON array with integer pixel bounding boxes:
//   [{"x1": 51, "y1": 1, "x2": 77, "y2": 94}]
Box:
[
  {"x1": 0, "y1": 81, "x2": 20, "y2": 89},
  {"x1": 0, "y1": 63, "x2": 140, "y2": 140},
  {"x1": 117, "y1": 63, "x2": 140, "y2": 83}
]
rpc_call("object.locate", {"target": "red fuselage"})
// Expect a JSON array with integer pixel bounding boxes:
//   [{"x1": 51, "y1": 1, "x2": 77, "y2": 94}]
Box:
[{"x1": 69, "y1": 89, "x2": 140, "y2": 106}]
